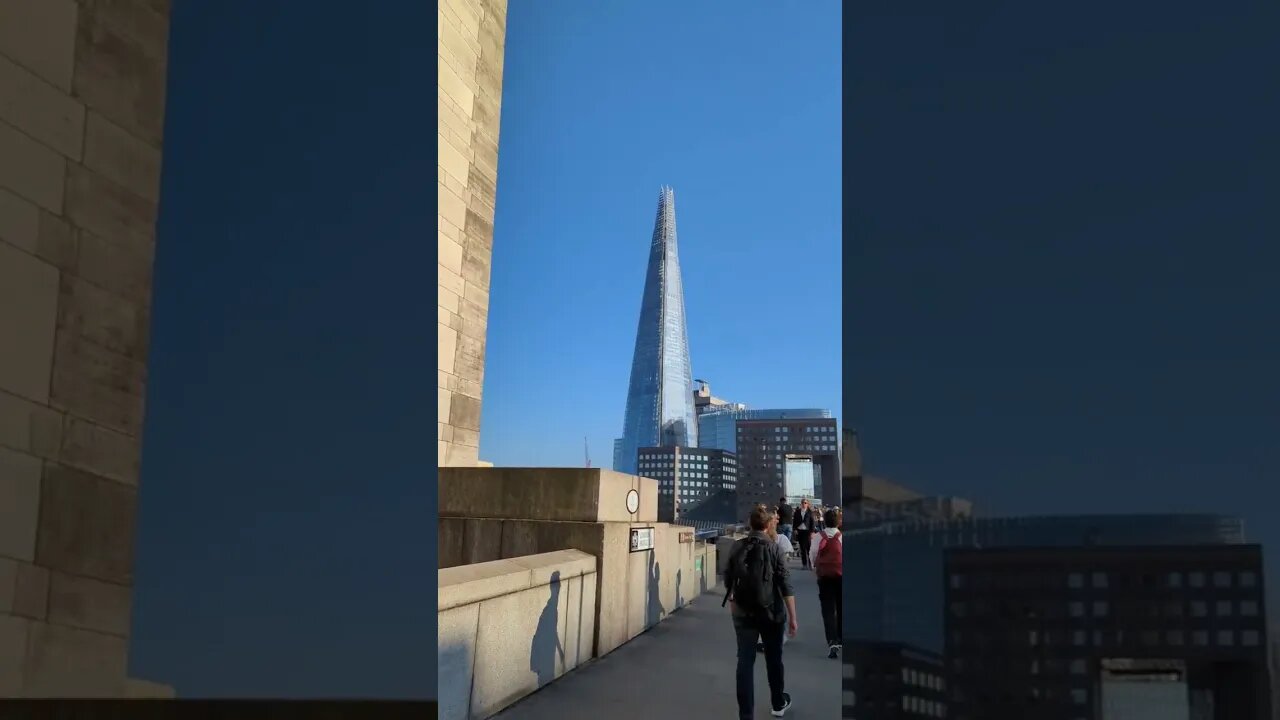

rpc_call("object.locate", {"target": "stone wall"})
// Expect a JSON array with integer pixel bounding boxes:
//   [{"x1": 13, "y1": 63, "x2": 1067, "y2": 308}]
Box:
[
  {"x1": 438, "y1": 0, "x2": 507, "y2": 467},
  {"x1": 438, "y1": 550, "x2": 597, "y2": 720},
  {"x1": 0, "y1": 0, "x2": 170, "y2": 697}
]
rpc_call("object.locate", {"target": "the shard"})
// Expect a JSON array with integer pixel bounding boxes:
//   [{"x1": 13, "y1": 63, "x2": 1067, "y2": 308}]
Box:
[{"x1": 613, "y1": 187, "x2": 697, "y2": 474}]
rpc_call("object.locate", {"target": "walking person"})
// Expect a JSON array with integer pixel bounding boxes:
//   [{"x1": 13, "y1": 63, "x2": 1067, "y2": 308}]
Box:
[
  {"x1": 792, "y1": 499, "x2": 817, "y2": 570},
  {"x1": 723, "y1": 505, "x2": 797, "y2": 718},
  {"x1": 758, "y1": 510, "x2": 794, "y2": 652},
  {"x1": 775, "y1": 496, "x2": 794, "y2": 543},
  {"x1": 809, "y1": 508, "x2": 843, "y2": 658}
]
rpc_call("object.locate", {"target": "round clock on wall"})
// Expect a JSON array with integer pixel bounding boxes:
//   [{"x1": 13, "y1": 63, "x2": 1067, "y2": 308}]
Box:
[{"x1": 626, "y1": 489, "x2": 640, "y2": 514}]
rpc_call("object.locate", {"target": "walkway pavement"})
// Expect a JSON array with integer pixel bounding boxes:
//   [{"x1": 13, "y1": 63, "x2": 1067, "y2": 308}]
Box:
[{"x1": 497, "y1": 558, "x2": 840, "y2": 719}]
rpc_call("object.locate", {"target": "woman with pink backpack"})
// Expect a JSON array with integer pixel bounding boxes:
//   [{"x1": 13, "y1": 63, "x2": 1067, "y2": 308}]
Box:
[{"x1": 808, "y1": 508, "x2": 843, "y2": 659}]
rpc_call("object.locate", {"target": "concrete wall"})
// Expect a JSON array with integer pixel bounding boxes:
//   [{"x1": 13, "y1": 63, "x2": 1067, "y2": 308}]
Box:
[
  {"x1": 0, "y1": 0, "x2": 169, "y2": 697},
  {"x1": 438, "y1": 0, "x2": 507, "y2": 468},
  {"x1": 440, "y1": 517, "x2": 716, "y2": 658},
  {"x1": 439, "y1": 466, "x2": 658, "y2": 523},
  {"x1": 438, "y1": 550, "x2": 596, "y2": 720}
]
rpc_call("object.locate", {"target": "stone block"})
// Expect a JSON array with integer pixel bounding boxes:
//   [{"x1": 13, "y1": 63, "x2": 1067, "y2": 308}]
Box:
[
  {"x1": 439, "y1": 261, "x2": 464, "y2": 298},
  {"x1": 47, "y1": 571, "x2": 130, "y2": 636},
  {"x1": 0, "y1": 187, "x2": 40, "y2": 253},
  {"x1": 438, "y1": 180, "x2": 467, "y2": 231},
  {"x1": 460, "y1": 247, "x2": 489, "y2": 292},
  {"x1": 437, "y1": 58, "x2": 474, "y2": 117},
  {"x1": 37, "y1": 210, "x2": 78, "y2": 271},
  {"x1": 77, "y1": 0, "x2": 170, "y2": 62},
  {"x1": 0, "y1": 0, "x2": 78, "y2": 92},
  {"x1": 72, "y1": 12, "x2": 167, "y2": 146},
  {"x1": 458, "y1": 297, "x2": 486, "y2": 339},
  {"x1": 12, "y1": 561, "x2": 50, "y2": 620},
  {"x1": 59, "y1": 417, "x2": 139, "y2": 485},
  {"x1": 437, "y1": 387, "x2": 452, "y2": 426},
  {"x1": 448, "y1": 392, "x2": 481, "y2": 432},
  {"x1": 0, "y1": 447, "x2": 42, "y2": 562},
  {"x1": 35, "y1": 462, "x2": 137, "y2": 584},
  {"x1": 437, "y1": 603, "x2": 479, "y2": 720},
  {"x1": 438, "y1": 322, "x2": 457, "y2": 375},
  {"x1": 57, "y1": 274, "x2": 148, "y2": 360},
  {"x1": 438, "y1": 284, "x2": 460, "y2": 314},
  {"x1": 75, "y1": 228, "x2": 153, "y2": 306},
  {"x1": 438, "y1": 233, "x2": 463, "y2": 276},
  {"x1": 0, "y1": 118, "x2": 65, "y2": 212},
  {"x1": 64, "y1": 164, "x2": 157, "y2": 244},
  {"x1": 0, "y1": 390, "x2": 62, "y2": 460},
  {"x1": 443, "y1": 442, "x2": 479, "y2": 468},
  {"x1": 0, "y1": 615, "x2": 30, "y2": 696},
  {"x1": 49, "y1": 331, "x2": 146, "y2": 436},
  {"x1": 82, "y1": 110, "x2": 162, "y2": 203},
  {"x1": 439, "y1": 468, "x2": 658, "y2": 523},
  {"x1": 0, "y1": 53, "x2": 86, "y2": 160},
  {"x1": 22, "y1": 620, "x2": 127, "y2": 697},
  {"x1": 470, "y1": 580, "x2": 559, "y2": 717}
]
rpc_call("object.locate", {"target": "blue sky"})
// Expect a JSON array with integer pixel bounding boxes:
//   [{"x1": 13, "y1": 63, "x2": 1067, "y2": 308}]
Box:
[{"x1": 479, "y1": 1, "x2": 844, "y2": 467}]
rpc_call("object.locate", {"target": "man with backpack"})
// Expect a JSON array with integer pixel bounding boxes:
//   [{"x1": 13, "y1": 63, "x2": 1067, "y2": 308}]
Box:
[
  {"x1": 808, "y1": 508, "x2": 843, "y2": 659},
  {"x1": 723, "y1": 505, "x2": 797, "y2": 718}
]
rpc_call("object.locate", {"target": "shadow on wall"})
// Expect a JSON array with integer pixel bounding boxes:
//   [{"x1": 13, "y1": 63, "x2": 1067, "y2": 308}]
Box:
[
  {"x1": 646, "y1": 551, "x2": 665, "y2": 627},
  {"x1": 438, "y1": 642, "x2": 471, "y2": 719},
  {"x1": 676, "y1": 568, "x2": 684, "y2": 611},
  {"x1": 530, "y1": 570, "x2": 564, "y2": 689}
]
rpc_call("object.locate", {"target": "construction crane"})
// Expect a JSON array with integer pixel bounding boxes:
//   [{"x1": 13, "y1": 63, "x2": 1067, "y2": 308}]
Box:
[{"x1": 584, "y1": 437, "x2": 591, "y2": 468}]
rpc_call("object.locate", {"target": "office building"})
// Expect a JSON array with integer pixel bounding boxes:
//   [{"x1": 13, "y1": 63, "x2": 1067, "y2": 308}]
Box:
[
  {"x1": 945, "y1": 545, "x2": 1271, "y2": 719},
  {"x1": 698, "y1": 407, "x2": 832, "y2": 454},
  {"x1": 735, "y1": 417, "x2": 840, "y2": 516},
  {"x1": 636, "y1": 446, "x2": 737, "y2": 523},
  {"x1": 845, "y1": 641, "x2": 948, "y2": 719},
  {"x1": 613, "y1": 187, "x2": 697, "y2": 475},
  {"x1": 846, "y1": 514, "x2": 1247, "y2": 656}
]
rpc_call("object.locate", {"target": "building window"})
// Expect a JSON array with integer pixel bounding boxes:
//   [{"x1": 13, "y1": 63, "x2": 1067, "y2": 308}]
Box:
[
  {"x1": 1217, "y1": 630, "x2": 1234, "y2": 646},
  {"x1": 1068, "y1": 573, "x2": 1084, "y2": 589},
  {"x1": 1213, "y1": 571, "x2": 1232, "y2": 588},
  {"x1": 1167, "y1": 571, "x2": 1183, "y2": 588},
  {"x1": 1092, "y1": 601, "x2": 1109, "y2": 617},
  {"x1": 1091, "y1": 572, "x2": 1108, "y2": 588},
  {"x1": 1193, "y1": 630, "x2": 1209, "y2": 646},
  {"x1": 1189, "y1": 571, "x2": 1205, "y2": 588},
  {"x1": 1190, "y1": 601, "x2": 1207, "y2": 618},
  {"x1": 1069, "y1": 601, "x2": 1084, "y2": 618},
  {"x1": 1071, "y1": 689, "x2": 1087, "y2": 705},
  {"x1": 1240, "y1": 571, "x2": 1258, "y2": 587},
  {"x1": 1242, "y1": 630, "x2": 1260, "y2": 646},
  {"x1": 1215, "y1": 600, "x2": 1233, "y2": 617},
  {"x1": 1070, "y1": 659, "x2": 1086, "y2": 675},
  {"x1": 1241, "y1": 600, "x2": 1259, "y2": 616}
]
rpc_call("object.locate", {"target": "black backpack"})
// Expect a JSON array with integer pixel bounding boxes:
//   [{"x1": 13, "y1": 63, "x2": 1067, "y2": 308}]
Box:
[{"x1": 723, "y1": 537, "x2": 775, "y2": 619}]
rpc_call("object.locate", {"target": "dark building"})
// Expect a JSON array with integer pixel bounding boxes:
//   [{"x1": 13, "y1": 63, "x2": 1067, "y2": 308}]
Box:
[
  {"x1": 845, "y1": 641, "x2": 948, "y2": 719},
  {"x1": 945, "y1": 545, "x2": 1271, "y2": 720},
  {"x1": 846, "y1": 514, "x2": 1247, "y2": 657},
  {"x1": 845, "y1": 476, "x2": 973, "y2": 529},
  {"x1": 735, "y1": 417, "x2": 839, "y2": 517},
  {"x1": 636, "y1": 446, "x2": 736, "y2": 523}
]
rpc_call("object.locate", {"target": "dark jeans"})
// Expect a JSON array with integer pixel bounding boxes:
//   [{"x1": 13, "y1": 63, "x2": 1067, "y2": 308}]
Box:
[
  {"x1": 796, "y1": 531, "x2": 813, "y2": 568},
  {"x1": 818, "y1": 575, "x2": 842, "y2": 646},
  {"x1": 734, "y1": 615, "x2": 785, "y2": 719}
]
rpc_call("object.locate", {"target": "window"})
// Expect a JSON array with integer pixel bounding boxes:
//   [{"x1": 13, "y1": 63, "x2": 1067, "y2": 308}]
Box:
[
  {"x1": 1213, "y1": 571, "x2": 1232, "y2": 588},
  {"x1": 1191, "y1": 601, "x2": 1207, "y2": 618},
  {"x1": 1215, "y1": 600, "x2": 1233, "y2": 617},
  {"x1": 1072, "y1": 630, "x2": 1086, "y2": 646},
  {"x1": 1069, "y1": 601, "x2": 1084, "y2": 618},
  {"x1": 1166, "y1": 630, "x2": 1184, "y2": 646},
  {"x1": 1193, "y1": 630, "x2": 1209, "y2": 646},
  {"x1": 1092, "y1": 601, "x2": 1109, "y2": 617},
  {"x1": 1242, "y1": 630, "x2": 1260, "y2": 646},
  {"x1": 1068, "y1": 573, "x2": 1084, "y2": 589},
  {"x1": 1167, "y1": 571, "x2": 1183, "y2": 588},
  {"x1": 1071, "y1": 689, "x2": 1087, "y2": 705},
  {"x1": 1091, "y1": 572, "x2": 1108, "y2": 588},
  {"x1": 1241, "y1": 600, "x2": 1259, "y2": 616},
  {"x1": 1070, "y1": 659, "x2": 1086, "y2": 675},
  {"x1": 1189, "y1": 571, "x2": 1205, "y2": 588},
  {"x1": 1217, "y1": 630, "x2": 1234, "y2": 646}
]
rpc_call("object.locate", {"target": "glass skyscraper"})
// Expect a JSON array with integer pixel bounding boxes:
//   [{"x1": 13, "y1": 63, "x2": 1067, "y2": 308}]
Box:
[{"x1": 614, "y1": 187, "x2": 697, "y2": 475}]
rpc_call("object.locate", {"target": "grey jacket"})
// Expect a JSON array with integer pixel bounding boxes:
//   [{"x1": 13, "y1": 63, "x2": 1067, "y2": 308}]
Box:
[{"x1": 725, "y1": 531, "x2": 795, "y2": 622}]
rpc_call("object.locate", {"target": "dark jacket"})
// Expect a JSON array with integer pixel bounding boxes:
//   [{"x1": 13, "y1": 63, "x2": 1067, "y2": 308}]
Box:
[
  {"x1": 725, "y1": 531, "x2": 795, "y2": 623},
  {"x1": 776, "y1": 502, "x2": 794, "y2": 524},
  {"x1": 793, "y1": 508, "x2": 817, "y2": 535}
]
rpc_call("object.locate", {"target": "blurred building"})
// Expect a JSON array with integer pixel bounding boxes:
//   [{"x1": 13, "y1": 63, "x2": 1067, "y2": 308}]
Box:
[
  {"x1": 945, "y1": 545, "x2": 1271, "y2": 719},
  {"x1": 845, "y1": 475, "x2": 974, "y2": 528},
  {"x1": 846, "y1": 514, "x2": 1248, "y2": 656},
  {"x1": 697, "y1": 406, "x2": 832, "y2": 454},
  {"x1": 636, "y1": 446, "x2": 737, "y2": 523},
  {"x1": 845, "y1": 641, "x2": 948, "y2": 719},
  {"x1": 734, "y1": 417, "x2": 840, "y2": 517},
  {"x1": 692, "y1": 380, "x2": 743, "y2": 416}
]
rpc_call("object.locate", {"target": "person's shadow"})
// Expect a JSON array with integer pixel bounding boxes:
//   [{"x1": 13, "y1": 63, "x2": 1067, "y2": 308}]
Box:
[
  {"x1": 530, "y1": 570, "x2": 564, "y2": 688},
  {"x1": 676, "y1": 568, "x2": 684, "y2": 610},
  {"x1": 646, "y1": 552, "x2": 665, "y2": 627}
]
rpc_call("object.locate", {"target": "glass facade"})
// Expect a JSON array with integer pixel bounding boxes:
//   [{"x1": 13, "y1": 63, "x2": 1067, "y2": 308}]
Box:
[
  {"x1": 636, "y1": 446, "x2": 737, "y2": 522},
  {"x1": 845, "y1": 514, "x2": 1247, "y2": 655},
  {"x1": 614, "y1": 187, "x2": 696, "y2": 475},
  {"x1": 697, "y1": 407, "x2": 832, "y2": 453}
]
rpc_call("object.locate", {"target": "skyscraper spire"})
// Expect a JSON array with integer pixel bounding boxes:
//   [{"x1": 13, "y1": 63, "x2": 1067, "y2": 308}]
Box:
[{"x1": 614, "y1": 187, "x2": 697, "y2": 474}]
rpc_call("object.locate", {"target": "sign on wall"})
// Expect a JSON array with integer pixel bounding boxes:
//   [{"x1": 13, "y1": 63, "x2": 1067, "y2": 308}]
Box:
[
  {"x1": 629, "y1": 527, "x2": 654, "y2": 553},
  {"x1": 678, "y1": 530, "x2": 694, "y2": 544}
]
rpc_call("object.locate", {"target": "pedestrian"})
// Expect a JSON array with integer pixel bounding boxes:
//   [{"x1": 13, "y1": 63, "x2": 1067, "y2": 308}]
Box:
[
  {"x1": 792, "y1": 499, "x2": 817, "y2": 570},
  {"x1": 775, "y1": 496, "x2": 794, "y2": 542},
  {"x1": 758, "y1": 510, "x2": 794, "y2": 651},
  {"x1": 723, "y1": 504, "x2": 797, "y2": 718},
  {"x1": 809, "y1": 508, "x2": 843, "y2": 659}
]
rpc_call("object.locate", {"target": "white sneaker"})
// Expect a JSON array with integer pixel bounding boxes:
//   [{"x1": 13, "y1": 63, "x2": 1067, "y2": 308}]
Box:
[{"x1": 771, "y1": 693, "x2": 793, "y2": 717}]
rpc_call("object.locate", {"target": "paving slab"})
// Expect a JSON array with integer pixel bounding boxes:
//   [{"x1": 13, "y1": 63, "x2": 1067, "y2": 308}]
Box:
[{"x1": 496, "y1": 559, "x2": 840, "y2": 720}]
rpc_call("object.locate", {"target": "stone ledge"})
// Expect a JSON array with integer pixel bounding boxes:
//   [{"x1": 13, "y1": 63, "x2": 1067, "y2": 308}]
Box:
[{"x1": 438, "y1": 549, "x2": 595, "y2": 612}]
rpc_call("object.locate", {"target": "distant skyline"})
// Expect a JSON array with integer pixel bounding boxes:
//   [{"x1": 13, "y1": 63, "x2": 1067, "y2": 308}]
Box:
[{"x1": 479, "y1": 1, "x2": 843, "y2": 468}]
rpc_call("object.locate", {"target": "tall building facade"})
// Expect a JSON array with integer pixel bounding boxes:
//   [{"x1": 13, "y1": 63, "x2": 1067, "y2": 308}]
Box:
[
  {"x1": 636, "y1": 446, "x2": 737, "y2": 523},
  {"x1": 735, "y1": 417, "x2": 840, "y2": 516},
  {"x1": 945, "y1": 545, "x2": 1271, "y2": 719},
  {"x1": 614, "y1": 187, "x2": 696, "y2": 475},
  {"x1": 438, "y1": 0, "x2": 508, "y2": 468},
  {"x1": 845, "y1": 514, "x2": 1248, "y2": 656},
  {"x1": 698, "y1": 407, "x2": 832, "y2": 455}
]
